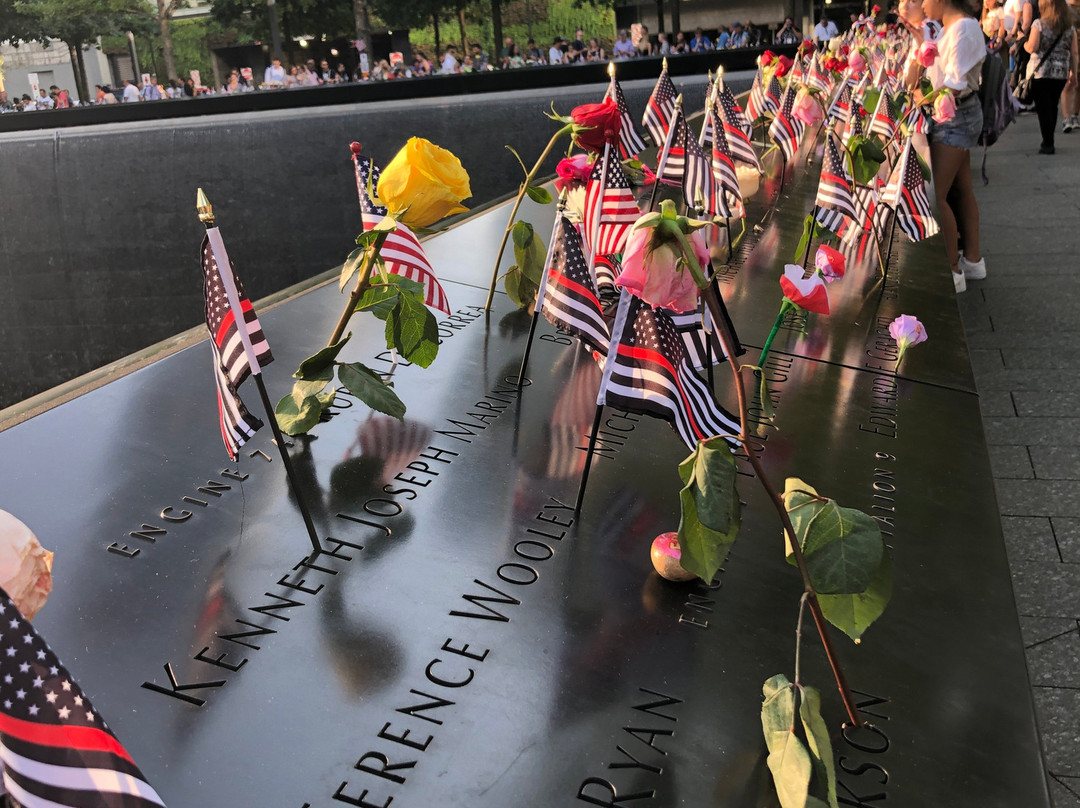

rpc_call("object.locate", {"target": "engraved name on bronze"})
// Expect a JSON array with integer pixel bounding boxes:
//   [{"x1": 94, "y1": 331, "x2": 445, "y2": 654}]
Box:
[
  {"x1": 857, "y1": 375, "x2": 899, "y2": 440},
  {"x1": 864, "y1": 315, "x2": 900, "y2": 372},
  {"x1": 576, "y1": 686, "x2": 684, "y2": 805},
  {"x1": 327, "y1": 500, "x2": 576, "y2": 808},
  {"x1": 836, "y1": 689, "x2": 892, "y2": 806}
]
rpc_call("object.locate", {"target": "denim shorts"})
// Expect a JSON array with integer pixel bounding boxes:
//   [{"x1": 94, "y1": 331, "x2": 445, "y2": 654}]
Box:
[{"x1": 928, "y1": 94, "x2": 983, "y2": 150}]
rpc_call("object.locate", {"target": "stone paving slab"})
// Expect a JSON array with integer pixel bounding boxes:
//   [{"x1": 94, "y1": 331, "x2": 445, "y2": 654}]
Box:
[{"x1": 972, "y1": 110, "x2": 1080, "y2": 808}]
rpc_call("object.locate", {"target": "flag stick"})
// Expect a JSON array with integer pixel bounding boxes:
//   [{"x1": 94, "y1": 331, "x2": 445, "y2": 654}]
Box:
[
  {"x1": 198, "y1": 189, "x2": 323, "y2": 558},
  {"x1": 647, "y1": 94, "x2": 684, "y2": 213},
  {"x1": 801, "y1": 205, "x2": 820, "y2": 272},
  {"x1": 574, "y1": 405, "x2": 605, "y2": 514},
  {"x1": 516, "y1": 197, "x2": 567, "y2": 390}
]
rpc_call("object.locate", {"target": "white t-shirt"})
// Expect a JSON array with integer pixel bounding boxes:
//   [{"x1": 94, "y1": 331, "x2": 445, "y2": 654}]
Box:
[
  {"x1": 122, "y1": 84, "x2": 140, "y2": 103},
  {"x1": 1002, "y1": 0, "x2": 1030, "y2": 35},
  {"x1": 925, "y1": 16, "x2": 985, "y2": 96},
  {"x1": 549, "y1": 46, "x2": 564, "y2": 64},
  {"x1": 441, "y1": 53, "x2": 459, "y2": 73}
]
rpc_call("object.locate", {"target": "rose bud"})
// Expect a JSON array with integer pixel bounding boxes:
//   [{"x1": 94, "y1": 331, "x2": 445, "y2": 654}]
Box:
[
  {"x1": 793, "y1": 87, "x2": 824, "y2": 126},
  {"x1": 570, "y1": 98, "x2": 622, "y2": 153},
  {"x1": 916, "y1": 40, "x2": 938, "y2": 68},
  {"x1": 815, "y1": 244, "x2": 846, "y2": 282},
  {"x1": 650, "y1": 533, "x2": 697, "y2": 582},
  {"x1": 932, "y1": 92, "x2": 957, "y2": 123},
  {"x1": 889, "y1": 314, "x2": 928, "y2": 365}
]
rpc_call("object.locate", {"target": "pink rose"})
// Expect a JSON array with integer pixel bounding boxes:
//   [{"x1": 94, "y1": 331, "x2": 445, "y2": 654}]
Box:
[
  {"x1": 916, "y1": 41, "x2": 937, "y2": 67},
  {"x1": 0, "y1": 510, "x2": 53, "y2": 620},
  {"x1": 554, "y1": 153, "x2": 592, "y2": 193},
  {"x1": 779, "y1": 264, "x2": 830, "y2": 315},
  {"x1": 616, "y1": 218, "x2": 708, "y2": 313},
  {"x1": 932, "y1": 92, "x2": 956, "y2": 123},
  {"x1": 849, "y1": 50, "x2": 867, "y2": 75},
  {"x1": 793, "y1": 88, "x2": 824, "y2": 126},
  {"x1": 814, "y1": 244, "x2": 846, "y2": 282},
  {"x1": 888, "y1": 314, "x2": 927, "y2": 365}
]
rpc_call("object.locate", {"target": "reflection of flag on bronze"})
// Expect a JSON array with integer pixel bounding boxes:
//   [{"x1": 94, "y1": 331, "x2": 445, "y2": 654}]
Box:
[
  {"x1": 716, "y1": 85, "x2": 761, "y2": 169},
  {"x1": 814, "y1": 133, "x2": 858, "y2": 234},
  {"x1": 201, "y1": 234, "x2": 272, "y2": 459},
  {"x1": 882, "y1": 139, "x2": 939, "y2": 242},
  {"x1": 583, "y1": 157, "x2": 639, "y2": 258},
  {"x1": 768, "y1": 83, "x2": 805, "y2": 161},
  {"x1": 598, "y1": 294, "x2": 740, "y2": 450},
  {"x1": 541, "y1": 216, "x2": 610, "y2": 353},
  {"x1": 607, "y1": 76, "x2": 647, "y2": 159},
  {"x1": 0, "y1": 588, "x2": 167, "y2": 808},
  {"x1": 354, "y1": 154, "x2": 450, "y2": 315},
  {"x1": 642, "y1": 67, "x2": 677, "y2": 146}
]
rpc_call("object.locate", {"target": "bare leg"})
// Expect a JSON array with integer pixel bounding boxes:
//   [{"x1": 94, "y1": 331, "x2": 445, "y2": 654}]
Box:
[
  {"x1": 951, "y1": 149, "x2": 980, "y2": 262},
  {"x1": 929, "y1": 141, "x2": 968, "y2": 276}
]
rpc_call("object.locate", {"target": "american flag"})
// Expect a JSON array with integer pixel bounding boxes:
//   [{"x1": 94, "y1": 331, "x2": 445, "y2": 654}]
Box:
[
  {"x1": 675, "y1": 113, "x2": 718, "y2": 216},
  {"x1": 642, "y1": 67, "x2": 677, "y2": 147},
  {"x1": 881, "y1": 139, "x2": 938, "y2": 242},
  {"x1": 851, "y1": 72, "x2": 871, "y2": 108},
  {"x1": 814, "y1": 132, "x2": 858, "y2": 235},
  {"x1": 202, "y1": 233, "x2": 272, "y2": 460},
  {"x1": 764, "y1": 73, "x2": 782, "y2": 116},
  {"x1": 827, "y1": 82, "x2": 853, "y2": 124},
  {"x1": 806, "y1": 54, "x2": 832, "y2": 95},
  {"x1": 768, "y1": 83, "x2": 805, "y2": 161},
  {"x1": 607, "y1": 77, "x2": 647, "y2": 160},
  {"x1": 0, "y1": 588, "x2": 167, "y2": 808},
  {"x1": 715, "y1": 83, "x2": 761, "y2": 169},
  {"x1": 868, "y1": 87, "x2": 896, "y2": 142},
  {"x1": 707, "y1": 109, "x2": 742, "y2": 219},
  {"x1": 789, "y1": 55, "x2": 806, "y2": 86},
  {"x1": 842, "y1": 100, "x2": 865, "y2": 148},
  {"x1": 598, "y1": 293, "x2": 740, "y2": 451},
  {"x1": 903, "y1": 102, "x2": 930, "y2": 136},
  {"x1": 583, "y1": 155, "x2": 639, "y2": 258},
  {"x1": 354, "y1": 154, "x2": 450, "y2": 315},
  {"x1": 745, "y1": 67, "x2": 768, "y2": 123},
  {"x1": 541, "y1": 216, "x2": 610, "y2": 353},
  {"x1": 593, "y1": 252, "x2": 620, "y2": 290}
]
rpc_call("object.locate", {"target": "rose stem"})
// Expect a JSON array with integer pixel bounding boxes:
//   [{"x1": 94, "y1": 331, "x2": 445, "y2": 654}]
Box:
[{"x1": 327, "y1": 230, "x2": 389, "y2": 347}]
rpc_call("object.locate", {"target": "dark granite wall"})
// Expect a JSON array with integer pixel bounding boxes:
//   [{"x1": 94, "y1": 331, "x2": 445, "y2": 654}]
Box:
[{"x1": 0, "y1": 73, "x2": 743, "y2": 408}]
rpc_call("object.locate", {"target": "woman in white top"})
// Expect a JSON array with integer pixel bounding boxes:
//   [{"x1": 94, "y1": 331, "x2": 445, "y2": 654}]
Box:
[{"x1": 921, "y1": 0, "x2": 987, "y2": 292}]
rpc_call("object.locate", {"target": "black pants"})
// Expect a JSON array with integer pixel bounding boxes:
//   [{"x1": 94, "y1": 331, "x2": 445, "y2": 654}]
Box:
[{"x1": 1032, "y1": 77, "x2": 1067, "y2": 148}]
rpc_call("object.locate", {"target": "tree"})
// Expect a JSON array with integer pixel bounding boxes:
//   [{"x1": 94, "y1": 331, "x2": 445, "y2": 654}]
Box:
[
  {"x1": 212, "y1": 0, "x2": 353, "y2": 53},
  {"x1": 14, "y1": 0, "x2": 137, "y2": 101}
]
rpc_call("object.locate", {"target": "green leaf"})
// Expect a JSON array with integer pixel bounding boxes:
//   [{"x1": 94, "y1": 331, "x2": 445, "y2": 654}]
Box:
[
  {"x1": 861, "y1": 87, "x2": 880, "y2": 118},
  {"x1": 512, "y1": 220, "x2": 547, "y2": 285},
  {"x1": 525, "y1": 185, "x2": 553, "y2": 205},
  {"x1": 849, "y1": 137, "x2": 887, "y2": 186},
  {"x1": 677, "y1": 437, "x2": 741, "y2": 582},
  {"x1": 793, "y1": 213, "x2": 815, "y2": 265},
  {"x1": 914, "y1": 150, "x2": 932, "y2": 182},
  {"x1": 782, "y1": 478, "x2": 884, "y2": 595},
  {"x1": 504, "y1": 264, "x2": 539, "y2": 310},
  {"x1": 386, "y1": 291, "x2": 440, "y2": 368},
  {"x1": 296, "y1": 335, "x2": 351, "y2": 380},
  {"x1": 798, "y1": 684, "x2": 839, "y2": 808},
  {"x1": 818, "y1": 551, "x2": 893, "y2": 641},
  {"x1": 355, "y1": 283, "x2": 401, "y2": 319},
  {"x1": 291, "y1": 366, "x2": 333, "y2": 401},
  {"x1": 337, "y1": 361, "x2": 406, "y2": 420},
  {"x1": 354, "y1": 230, "x2": 382, "y2": 250},
  {"x1": 759, "y1": 371, "x2": 775, "y2": 421},
  {"x1": 275, "y1": 392, "x2": 324, "y2": 435},
  {"x1": 761, "y1": 675, "x2": 833, "y2": 808},
  {"x1": 340, "y1": 247, "x2": 367, "y2": 291}
]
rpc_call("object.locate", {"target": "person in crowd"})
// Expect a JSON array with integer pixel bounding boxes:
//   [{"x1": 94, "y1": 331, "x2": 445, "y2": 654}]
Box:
[
  {"x1": 316, "y1": 59, "x2": 335, "y2": 83},
  {"x1": 728, "y1": 20, "x2": 751, "y2": 47},
  {"x1": 690, "y1": 27, "x2": 713, "y2": 50},
  {"x1": 335, "y1": 62, "x2": 351, "y2": 82},
  {"x1": 264, "y1": 57, "x2": 286, "y2": 87},
  {"x1": 775, "y1": 16, "x2": 803, "y2": 44},
  {"x1": 636, "y1": 26, "x2": 654, "y2": 56},
  {"x1": 813, "y1": 14, "x2": 839, "y2": 43},
  {"x1": 585, "y1": 37, "x2": 605, "y2": 61},
  {"x1": 570, "y1": 28, "x2": 586, "y2": 60},
  {"x1": 715, "y1": 26, "x2": 730, "y2": 48},
  {"x1": 499, "y1": 36, "x2": 515, "y2": 68},
  {"x1": 141, "y1": 77, "x2": 161, "y2": 100},
  {"x1": 0, "y1": 91, "x2": 12, "y2": 112},
  {"x1": 613, "y1": 29, "x2": 636, "y2": 58},
  {"x1": 657, "y1": 32, "x2": 672, "y2": 54},
  {"x1": 470, "y1": 42, "x2": 490, "y2": 71},
  {"x1": 1004, "y1": 0, "x2": 1034, "y2": 90},
  {"x1": 121, "y1": 79, "x2": 140, "y2": 103},
  {"x1": 921, "y1": 0, "x2": 986, "y2": 291},
  {"x1": 182, "y1": 78, "x2": 195, "y2": 98},
  {"x1": 300, "y1": 63, "x2": 320, "y2": 85},
  {"x1": 549, "y1": 37, "x2": 567, "y2": 64},
  {"x1": 222, "y1": 70, "x2": 242, "y2": 94},
  {"x1": 34, "y1": 87, "x2": 54, "y2": 109},
  {"x1": 1024, "y1": 0, "x2": 1079, "y2": 152},
  {"x1": 744, "y1": 20, "x2": 762, "y2": 45},
  {"x1": 525, "y1": 39, "x2": 545, "y2": 63},
  {"x1": 1062, "y1": 0, "x2": 1080, "y2": 128},
  {"x1": 673, "y1": 31, "x2": 689, "y2": 52}
]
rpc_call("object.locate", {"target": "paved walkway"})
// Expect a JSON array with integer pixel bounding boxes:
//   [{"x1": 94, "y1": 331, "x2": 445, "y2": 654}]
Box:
[{"x1": 962, "y1": 110, "x2": 1080, "y2": 807}]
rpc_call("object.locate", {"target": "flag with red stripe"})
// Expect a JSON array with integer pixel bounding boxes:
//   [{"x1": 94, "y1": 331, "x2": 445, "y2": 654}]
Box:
[
  {"x1": 715, "y1": 80, "x2": 761, "y2": 170},
  {"x1": 607, "y1": 77, "x2": 647, "y2": 159},
  {"x1": 0, "y1": 588, "x2": 167, "y2": 808},
  {"x1": 542, "y1": 216, "x2": 610, "y2": 353},
  {"x1": 598, "y1": 294, "x2": 740, "y2": 451},
  {"x1": 745, "y1": 67, "x2": 768, "y2": 123},
  {"x1": 583, "y1": 156, "x2": 640, "y2": 258},
  {"x1": 354, "y1": 153, "x2": 450, "y2": 315},
  {"x1": 768, "y1": 82, "x2": 805, "y2": 161},
  {"x1": 642, "y1": 67, "x2": 677, "y2": 147},
  {"x1": 707, "y1": 107, "x2": 743, "y2": 219},
  {"x1": 882, "y1": 139, "x2": 939, "y2": 242},
  {"x1": 814, "y1": 132, "x2": 858, "y2": 234}
]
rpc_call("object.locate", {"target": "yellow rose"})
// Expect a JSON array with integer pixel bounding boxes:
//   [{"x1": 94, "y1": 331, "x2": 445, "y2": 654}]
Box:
[{"x1": 377, "y1": 137, "x2": 471, "y2": 229}]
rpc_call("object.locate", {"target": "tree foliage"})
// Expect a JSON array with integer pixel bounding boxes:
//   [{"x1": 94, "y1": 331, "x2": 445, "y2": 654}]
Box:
[
  {"x1": 211, "y1": 0, "x2": 355, "y2": 42},
  {"x1": 13, "y1": 0, "x2": 138, "y2": 47}
]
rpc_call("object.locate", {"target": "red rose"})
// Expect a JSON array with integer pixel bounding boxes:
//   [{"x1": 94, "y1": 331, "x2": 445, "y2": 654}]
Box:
[
  {"x1": 775, "y1": 55, "x2": 793, "y2": 78},
  {"x1": 779, "y1": 265, "x2": 830, "y2": 315},
  {"x1": 570, "y1": 98, "x2": 622, "y2": 153},
  {"x1": 840, "y1": 44, "x2": 850, "y2": 56},
  {"x1": 761, "y1": 50, "x2": 776, "y2": 66},
  {"x1": 800, "y1": 38, "x2": 814, "y2": 52},
  {"x1": 872, "y1": 4, "x2": 882, "y2": 13}
]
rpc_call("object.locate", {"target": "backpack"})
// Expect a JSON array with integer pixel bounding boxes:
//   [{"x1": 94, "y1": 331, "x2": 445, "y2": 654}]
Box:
[{"x1": 977, "y1": 52, "x2": 1017, "y2": 183}]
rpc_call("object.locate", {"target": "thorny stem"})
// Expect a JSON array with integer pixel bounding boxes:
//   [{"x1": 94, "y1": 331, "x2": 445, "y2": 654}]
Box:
[
  {"x1": 485, "y1": 124, "x2": 574, "y2": 311},
  {"x1": 328, "y1": 230, "x2": 389, "y2": 347},
  {"x1": 701, "y1": 281, "x2": 864, "y2": 728}
]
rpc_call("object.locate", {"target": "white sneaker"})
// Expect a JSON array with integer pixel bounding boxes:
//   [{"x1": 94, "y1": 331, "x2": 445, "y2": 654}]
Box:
[
  {"x1": 1063, "y1": 117, "x2": 1074, "y2": 133},
  {"x1": 953, "y1": 270, "x2": 967, "y2": 293},
  {"x1": 959, "y1": 254, "x2": 987, "y2": 280}
]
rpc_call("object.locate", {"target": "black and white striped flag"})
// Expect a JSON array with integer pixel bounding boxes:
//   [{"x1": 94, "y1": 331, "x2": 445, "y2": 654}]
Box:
[
  {"x1": 642, "y1": 67, "x2": 677, "y2": 147},
  {"x1": 814, "y1": 132, "x2": 858, "y2": 235},
  {"x1": 541, "y1": 216, "x2": 610, "y2": 354},
  {"x1": 768, "y1": 82, "x2": 805, "y2": 161},
  {"x1": 882, "y1": 139, "x2": 939, "y2": 242},
  {"x1": 607, "y1": 76, "x2": 647, "y2": 159}
]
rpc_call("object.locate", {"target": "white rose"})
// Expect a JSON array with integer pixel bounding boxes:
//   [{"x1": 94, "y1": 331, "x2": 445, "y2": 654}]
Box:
[{"x1": 0, "y1": 510, "x2": 53, "y2": 620}]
